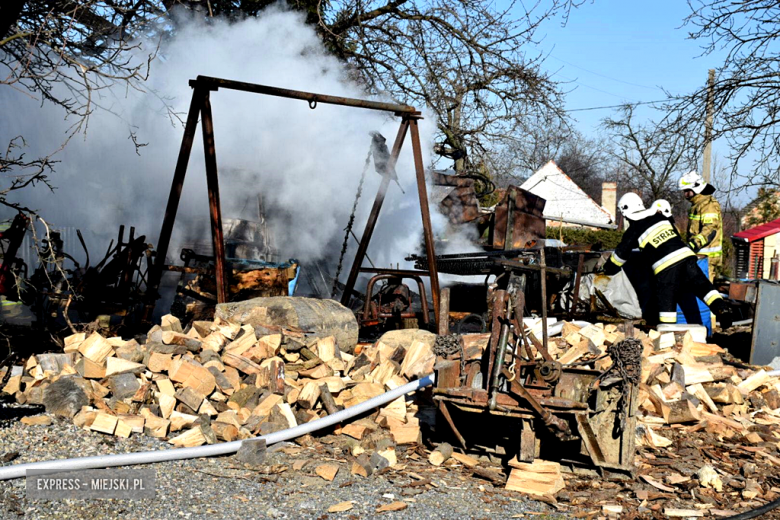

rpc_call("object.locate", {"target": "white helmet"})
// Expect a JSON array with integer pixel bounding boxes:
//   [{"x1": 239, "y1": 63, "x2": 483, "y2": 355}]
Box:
[
  {"x1": 678, "y1": 171, "x2": 706, "y2": 194},
  {"x1": 618, "y1": 192, "x2": 654, "y2": 220},
  {"x1": 653, "y1": 199, "x2": 672, "y2": 218}
]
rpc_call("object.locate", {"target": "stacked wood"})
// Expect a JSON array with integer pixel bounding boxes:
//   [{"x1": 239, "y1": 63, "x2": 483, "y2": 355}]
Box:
[
  {"x1": 535, "y1": 322, "x2": 780, "y2": 447},
  {"x1": 2, "y1": 315, "x2": 431, "y2": 450}
]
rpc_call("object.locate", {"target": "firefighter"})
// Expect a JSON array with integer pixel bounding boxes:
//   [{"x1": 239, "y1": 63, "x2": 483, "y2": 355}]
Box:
[
  {"x1": 653, "y1": 199, "x2": 681, "y2": 235},
  {"x1": 678, "y1": 171, "x2": 722, "y2": 281},
  {"x1": 604, "y1": 193, "x2": 730, "y2": 326}
]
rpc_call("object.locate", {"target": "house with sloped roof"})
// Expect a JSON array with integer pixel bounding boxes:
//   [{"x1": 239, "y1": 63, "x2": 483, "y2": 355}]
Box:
[
  {"x1": 519, "y1": 161, "x2": 616, "y2": 229},
  {"x1": 732, "y1": 217, "x2": 780, "y2": 279}
]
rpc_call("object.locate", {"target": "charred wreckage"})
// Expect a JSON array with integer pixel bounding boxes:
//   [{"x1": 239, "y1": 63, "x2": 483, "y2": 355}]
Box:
[{"x1": 1, "y1": 76, "x2": 735, "y2": 476}]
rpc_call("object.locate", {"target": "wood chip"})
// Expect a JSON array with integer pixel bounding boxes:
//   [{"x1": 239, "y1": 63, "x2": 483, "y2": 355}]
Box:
[
  {"x1": 376, "y1": 501, "x2": 408, "y2": 512},
  {"x1": 328, "y1": 501, "x2": 354, "y2": 513},
  {"x1": 315, "y1": 463, "x2": 339, "y2": 481}
]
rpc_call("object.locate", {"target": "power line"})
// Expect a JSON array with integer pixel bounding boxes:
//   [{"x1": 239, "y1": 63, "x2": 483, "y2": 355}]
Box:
[
  {"x1": 565, "y1": 98, "x2": 678, "y2": 113},
  {"x1": 549, "y1": 55, "x2": 665, "y2": 92}
]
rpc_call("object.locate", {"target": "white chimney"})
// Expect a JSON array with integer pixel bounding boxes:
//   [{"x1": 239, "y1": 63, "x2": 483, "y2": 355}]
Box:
[{"x1": 601, "y1": 182, "x2": 617, "y2": 222}]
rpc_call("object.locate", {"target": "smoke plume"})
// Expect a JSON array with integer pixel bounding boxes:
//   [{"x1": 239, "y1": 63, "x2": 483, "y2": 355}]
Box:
[{"x1": 0, "y1": 8, "x2": 443, "y2": 298}]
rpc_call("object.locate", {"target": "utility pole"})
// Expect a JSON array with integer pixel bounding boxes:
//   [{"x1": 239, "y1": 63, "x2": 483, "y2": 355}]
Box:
[{"x1": 702, "y1": 68, "x2": 715, "y2": 183}]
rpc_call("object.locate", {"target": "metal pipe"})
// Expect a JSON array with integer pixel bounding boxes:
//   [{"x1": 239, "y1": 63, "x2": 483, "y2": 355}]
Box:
[
  {"x1": 540, "y1": 249, "x2": 549, "y2": 355},
  {"x1": 192, "y1": 76, "x2": 417, "y2": 114},
  {"x1": 0, "y1": 375, "x2": 435, "y2": 480},
  {"x1": 488, "y1": 298, "x2": 512, "y2": 411},
  {"x1": 545, "y1": 215, "x2": 618, "y2": 230},
  {"x1": 358, "y1": 268, "x2": 430, "y2": 277}
]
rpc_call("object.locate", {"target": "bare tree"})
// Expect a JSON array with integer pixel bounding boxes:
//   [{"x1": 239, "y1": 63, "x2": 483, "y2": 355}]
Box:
[
  {"x1": 319, "y1": 1, "x2": 583, "y2": 171},
  {"x1": 0, "y1": 1, "x2": 163, "y2": 212},
  {"x1": 192, "y1": 0, "x2": 584, "y2": 172},
  {"x1": 489, "y1": 115, "x2": 613, "y2": 201},
  {"x1": 669, "y1": 0, "x2": 780, "y2": 189},
  {"x1": 603, "y1": 104, "x2": 697, "y2": 201}
]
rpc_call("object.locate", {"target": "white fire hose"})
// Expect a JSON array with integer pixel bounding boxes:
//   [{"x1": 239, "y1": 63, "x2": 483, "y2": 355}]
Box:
[{"x1": 0, "y1": 374, "x2": 435, "y2": 480}]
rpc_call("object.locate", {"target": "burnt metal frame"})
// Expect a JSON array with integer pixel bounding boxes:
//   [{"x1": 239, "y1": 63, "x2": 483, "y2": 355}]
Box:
[{"x1": 147, "y1": 75, "x2": 440, "y2": 323}]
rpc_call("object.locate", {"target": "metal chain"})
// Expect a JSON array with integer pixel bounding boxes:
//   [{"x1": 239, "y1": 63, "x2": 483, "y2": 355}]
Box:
[
  {"x1": 331, "y1": 147, "x2": 373, "y2": 299},
  {"x1": 597, "y1": 337, "x2": 642, "y2": 433},
  {"x1": 434, "y1": 333, "x2": 465, "y2": 384}
]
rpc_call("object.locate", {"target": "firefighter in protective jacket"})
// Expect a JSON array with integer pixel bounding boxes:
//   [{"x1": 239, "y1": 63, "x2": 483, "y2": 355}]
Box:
[
  {"x1": 678, "y1": 171, "x2": 722, "y2": 281},
  {"x1": 604, "y1": 193, "x2": 730, "y2": 325}
]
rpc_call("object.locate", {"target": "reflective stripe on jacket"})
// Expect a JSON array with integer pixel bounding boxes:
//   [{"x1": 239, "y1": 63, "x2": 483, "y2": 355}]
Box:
[
  {"x1": 686, "y1": 193, "x2": 722, "y2": 256},
  {"x1": 604, "y1": 213, "x2": 696, "y2": 276}
]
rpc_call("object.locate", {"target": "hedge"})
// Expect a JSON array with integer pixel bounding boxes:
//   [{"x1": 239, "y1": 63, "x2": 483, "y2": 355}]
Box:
[{"x1": 546, "y1": 227, "x2": 624, "y2": 250}]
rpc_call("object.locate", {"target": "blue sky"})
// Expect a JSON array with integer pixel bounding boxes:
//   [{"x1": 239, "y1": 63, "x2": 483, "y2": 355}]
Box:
[
  {"x1": 537, "y1": 0, "x2": 716, "y2": 129},
  {"x1": 512, "y1": 1, "x2": 753, "y2": 202}
]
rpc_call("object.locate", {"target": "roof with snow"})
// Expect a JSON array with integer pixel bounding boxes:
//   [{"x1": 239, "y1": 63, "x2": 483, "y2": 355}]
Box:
[
  {"x1": 519, "y1": 161, "x2": 614, "y2": 227},
  {"x1": 733, "y1": 217, "x2": 780, "y2": 243}
]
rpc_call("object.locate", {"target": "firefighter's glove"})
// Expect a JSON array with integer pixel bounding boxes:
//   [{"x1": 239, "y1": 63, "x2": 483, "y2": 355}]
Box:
[{"x1": 688, "y1": 241, "x2": 701, "y2": 253}]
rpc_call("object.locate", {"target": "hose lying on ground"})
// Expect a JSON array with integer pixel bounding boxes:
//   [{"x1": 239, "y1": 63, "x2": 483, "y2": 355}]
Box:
[{"x1": 0, "y1": 374, "x2": 435, "y2": 480}]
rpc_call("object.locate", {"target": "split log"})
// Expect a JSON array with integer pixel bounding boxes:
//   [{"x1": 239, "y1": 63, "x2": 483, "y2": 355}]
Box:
[
  {"x1": 687, "y1": 383, "x2": 718, "y2": 413},
  {"x1": 666, "y1": 399, "x2": 701, "y2": 424},
  {"x1": 169, "y1": 426, "x2": 207, "y2": 447},
  {"x1": 90, "y1": 412, "x2": 118, "y2": 435},
  {"x1": 105, "y1": 357, "x2": 144, "y2": 377},
  {"x1": 400, "y1": 339, "x2": 435, "y2": 379},
  {"x1": 222, "y1": 352, "x2": 262, "y2": 375},
  {"x1": 174, "y1": 387, "x2": 205, "y2": 411},
  {"x1": 429, "y1": 442, "x2": 453, "y2": 466},
  {"x1": 161, "y1": 331, "x2": 202, "y2": 351},
  {"x1": 212, "y1": 421, "x2": 240, "y2": 441},
  {"x1": 319, "y1": 384, "x2": 341, "y2": 415},
  {"x1": 78, "y1": 333, "x2": 114, "y2": 364},
  {"x1": 296, "y1": 381, "x2": 321, "y2": 410},
  {"x1": 169, "y1": 360, "x2": 216, "y2": 396},
  {"x1": 738, "y1": 370, "x2": 770, "y2": 396},
  {"x1": 505, "y1": 460, "x2": 564, "y2": 497}
]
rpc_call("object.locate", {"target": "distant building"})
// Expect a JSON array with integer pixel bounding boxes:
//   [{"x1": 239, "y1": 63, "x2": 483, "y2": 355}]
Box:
[
  {"x1": 732, "y1": 217, "x2": 780, "y2": 279},
  {"x1": 519, "y1": 161, "x2": 616, "y2": 229}
]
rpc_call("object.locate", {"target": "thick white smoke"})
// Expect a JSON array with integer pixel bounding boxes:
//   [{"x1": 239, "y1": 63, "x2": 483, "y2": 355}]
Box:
[{"x1": 0, "y1": 9, "x2": 443, "y2": 299}]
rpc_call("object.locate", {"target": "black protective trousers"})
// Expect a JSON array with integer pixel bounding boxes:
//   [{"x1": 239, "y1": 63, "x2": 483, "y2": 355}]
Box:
[{"x1": 654, "y1": 257, "x2": 724, "y2": 324}]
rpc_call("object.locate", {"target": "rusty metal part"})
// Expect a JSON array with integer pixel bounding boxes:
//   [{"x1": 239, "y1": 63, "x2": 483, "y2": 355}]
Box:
[
  {"x1": 434, "y1": 387, "x2": 587, "y2": 411},
  {"x1": 496, "y1": 259, "x2": 571, "y2": 277},
  {"x1": 539, "y1": 249, "x2": 549, "y2": 358},
  {"x1": 488, "y1": 313, "x2": 511, "y2": 411},
  {"x1": 538, "y1": 361, "x2": 562, "y2": 384},
  {"x1": 437, "y1": 400, "x2": 467, "y2": 450},
  {"x1": 200, "y1": 91, "x2": 228, "y2": 304},
  {"x1": 438, "y1": 287, "x2": 450, "y2": 336},
  {"x1": 486, "y1": 290, "x2": 508, "y2": 391},
  {"x1": 569, "y1": 253, "x2": 585, "y2": 319},
  {"x1": 360, "y1": 273, "x2": 429, "y2": 326},
  {"x1": 149, "y1": 77, "x2": 439, "y2": 324},
  {"x1": 506, "y1": 378, "x2": 571, "y2": 439},
  {"x1": 191, "y1": 76, "x2": 417, "y2": 114},
  {"x1": 409, "y1": 118, "x2": 440, "y2": 322},
  {"x1": 490, "y1": 186, "x2": 546, "y2": 250},
  {"x1": 147, "y1": 88, "x2": 204, "y2": 315}
]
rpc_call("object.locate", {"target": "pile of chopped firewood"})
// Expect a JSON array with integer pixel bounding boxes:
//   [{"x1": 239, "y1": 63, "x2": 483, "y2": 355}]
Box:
[{"x1": 1, "y1": 314, "x2": 435, "y2": 452}]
